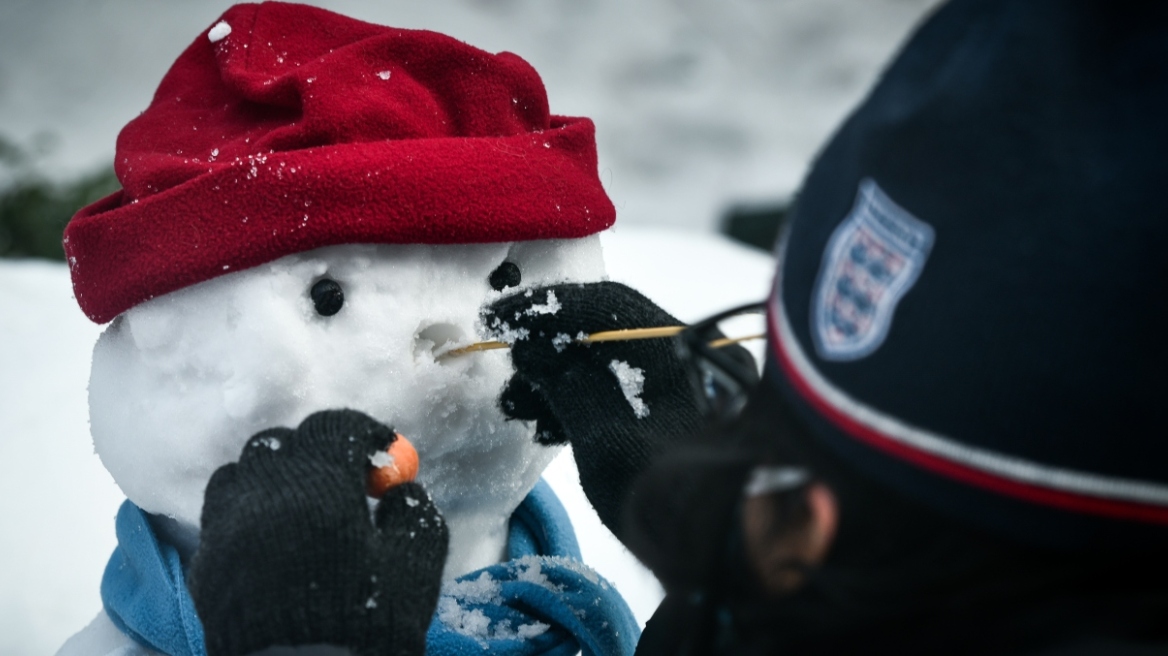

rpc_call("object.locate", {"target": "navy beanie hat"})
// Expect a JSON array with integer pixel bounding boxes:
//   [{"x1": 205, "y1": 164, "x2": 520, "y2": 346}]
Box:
[{"x1": 766, "y1": 0, "x2": 1168, "y2": 548}]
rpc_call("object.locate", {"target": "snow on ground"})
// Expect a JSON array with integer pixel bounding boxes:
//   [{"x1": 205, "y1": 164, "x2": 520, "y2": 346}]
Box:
[
  {"x1": 0, "y1": 0, "x2": 940, "y2": 229},
  {"x1": 0, "y1": 226, "x2": 774, "y2": 655},
  {"x1": 0, "y1": 261, "x2": 118, "y2": 656}
]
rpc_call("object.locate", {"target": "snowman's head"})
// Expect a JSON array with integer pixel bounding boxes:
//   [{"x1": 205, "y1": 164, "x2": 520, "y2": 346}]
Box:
[
  {"x1": 89, "y1": 236, "x2": 604, "y2": 542},
  {"x1": 65, "y1": 4, "x2": 617, "y2": 575}
]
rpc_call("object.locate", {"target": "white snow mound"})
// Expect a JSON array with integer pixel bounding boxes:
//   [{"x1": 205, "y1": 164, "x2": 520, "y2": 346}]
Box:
[
  {"x1": 608, "y1": 360, "x2": 649, "y2": 419},
  {"x1": 207, "y1": 21, "x2": 231, "y2": 43},
  {"x1": 88, "y1": 237, "x2": 606, "y2": 580}
]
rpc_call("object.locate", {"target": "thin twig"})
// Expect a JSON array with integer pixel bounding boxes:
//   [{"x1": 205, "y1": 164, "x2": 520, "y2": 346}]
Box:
[
  {"x1": 441, "y1": 341, "x2": 509, "y2": 356},
  {"x1": 438, "y1": 326, "x2": 762, "y2": 359},
  {"x1": 708, "y1": 333, "x2": 767, "y2": 348},
  {"x1": 579, "y1": 326, "x2": 685, "y2": 343}
]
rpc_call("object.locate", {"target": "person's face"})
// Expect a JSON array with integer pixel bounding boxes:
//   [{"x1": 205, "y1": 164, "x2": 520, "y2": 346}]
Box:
[{"x1": 741, "y1": 480, "x2": 838, "y2": 595}]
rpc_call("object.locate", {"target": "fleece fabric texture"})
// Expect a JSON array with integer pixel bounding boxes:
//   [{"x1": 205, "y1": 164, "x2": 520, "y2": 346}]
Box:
[
  {"x1": 101, "y1": 480, "x2": 639, "y2": 656},
  {"x1": 65, "y1": 1, "x2": 615, "y2": 324},
  {"x1": 102, "y1": 502, "x2": 205, "y2": 656}
]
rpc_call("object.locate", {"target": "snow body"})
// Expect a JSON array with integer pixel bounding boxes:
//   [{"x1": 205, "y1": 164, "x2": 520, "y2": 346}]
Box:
[
  {"x1": 61, "y1": 237, "x2": 605, "y2": 656},
  {"x1": 59, "y1": 236, "x2": 606, "y2": 654},
  {"x1": 87, "y1": 236, "x2": 604, "y2": 583}
]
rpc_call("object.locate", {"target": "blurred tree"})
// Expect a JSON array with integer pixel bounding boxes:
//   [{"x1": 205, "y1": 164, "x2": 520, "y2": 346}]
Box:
[
  {"x1": 719, "y1": 199, "x2": 791, "y2": 252},
  {"x1": 0, "y1": 135, "x2": 119, "y2": 261}
]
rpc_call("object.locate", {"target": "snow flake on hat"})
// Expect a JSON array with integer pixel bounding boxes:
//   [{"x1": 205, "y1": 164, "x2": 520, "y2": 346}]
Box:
[{"x1": 208, "y1": 21, "x2": 232, "y2": 43}]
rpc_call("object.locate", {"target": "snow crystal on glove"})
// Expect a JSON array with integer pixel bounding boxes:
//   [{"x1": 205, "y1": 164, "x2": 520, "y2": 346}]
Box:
[
  {"x1": 524, "y1": 290, "x2": 561, "y2": 316},
  {"x1": 608, "y1": 360, "x2": 649, "y2": 419},
  {"x1": 551, "y1": 333, "x2": 573, "y2": 352}
]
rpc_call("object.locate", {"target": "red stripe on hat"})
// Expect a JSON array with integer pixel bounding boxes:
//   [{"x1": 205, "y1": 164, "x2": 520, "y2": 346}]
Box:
[{"x1": 767, "y1": 305, "x2": 1168, "y2": 525}]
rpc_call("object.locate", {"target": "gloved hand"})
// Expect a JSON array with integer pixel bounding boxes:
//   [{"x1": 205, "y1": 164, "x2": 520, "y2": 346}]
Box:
[
  {"x1": 483, "y1": 282, "x2": 710, "y2": 540},
  {"x1": 188, "y1": 410, "x2": 448, "y2": 656}
]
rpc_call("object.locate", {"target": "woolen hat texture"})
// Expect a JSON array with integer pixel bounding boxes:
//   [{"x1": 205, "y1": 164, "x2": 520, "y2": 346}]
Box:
[
  {"x1": 766, "y1": 0, "x2": 1168, "y2": 547},
  {"x1": 64, "y1": 2, "x2": 614, "y2": 323}
]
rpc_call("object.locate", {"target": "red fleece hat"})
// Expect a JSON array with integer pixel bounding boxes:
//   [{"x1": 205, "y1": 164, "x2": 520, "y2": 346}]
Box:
[{"x1": 64, "y1": 2, "x2": 614, "y2": 323}]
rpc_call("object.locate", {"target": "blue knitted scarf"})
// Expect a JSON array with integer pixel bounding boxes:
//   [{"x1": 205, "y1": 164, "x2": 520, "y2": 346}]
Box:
[{"x1": 101, "y1": 479, "x2": 640, "y2": 656}]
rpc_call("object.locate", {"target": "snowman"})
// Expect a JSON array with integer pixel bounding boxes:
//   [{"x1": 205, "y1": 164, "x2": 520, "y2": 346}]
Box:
[{"x1": 56, "y1": 4, "x2": 640, "y2": 655}]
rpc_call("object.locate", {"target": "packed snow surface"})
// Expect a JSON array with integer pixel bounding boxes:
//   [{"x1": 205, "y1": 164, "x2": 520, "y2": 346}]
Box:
[
  {"x1": 89, "y1": 236, "x2": 605, "y2": 582},
  {"x1": 0, "y1": 226, "x2": 774, "y2": 655},
  {"x1": 207, "y1": 20, "x2": 231, "y2": 43}
]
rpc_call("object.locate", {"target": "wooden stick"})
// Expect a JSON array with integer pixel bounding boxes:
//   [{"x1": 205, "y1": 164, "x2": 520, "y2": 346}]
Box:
[
  {"x1": 579, "y1": 326, "x2": 685, "y2": 343},
  {"x1": 439, "y1": 326, "x2": 762, "y2": 359},
  {"x1": 708, "y1": 333, "x2": 767, "y2": 349},
  {"x1": 439, "y1": 340, "x2": 510, "y2": 357}
]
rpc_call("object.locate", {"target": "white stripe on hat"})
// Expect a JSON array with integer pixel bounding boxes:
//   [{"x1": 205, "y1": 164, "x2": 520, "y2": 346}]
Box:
[{"x1": 769, "y1": 229, "x2": 1168, "y2": 507}]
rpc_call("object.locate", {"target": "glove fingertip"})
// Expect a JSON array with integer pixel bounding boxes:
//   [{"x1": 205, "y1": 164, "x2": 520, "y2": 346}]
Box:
[
  {"x1": 240, "y1": 427, "x2": 294, "y2": 462},
  {"x1": 376, "y1": 481, "x2": 427, "y2": 512},
  {"x1": 297, "y1": 409, "x2": 397, "y2": 467},
  {"x1": 499, "y1": 374, "x2": 546, "y2": 422},
  {"x1": 204, "y1": 461, "x2": 239, "y2": 490},
  {"x1": 533, "y1": 423, "x2": 568, "y2": 446},
  {"x1": 374, "y1": 483, "x2": 445, "y2": 532},
  {"x1": 199, "y1": 462, "x2": 242, "y2": 536}
]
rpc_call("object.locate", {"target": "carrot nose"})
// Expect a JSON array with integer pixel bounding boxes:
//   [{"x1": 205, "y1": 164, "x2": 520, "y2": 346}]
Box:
[{"x1": 366, "y1": 433, "x2": 420, "y2": 497}]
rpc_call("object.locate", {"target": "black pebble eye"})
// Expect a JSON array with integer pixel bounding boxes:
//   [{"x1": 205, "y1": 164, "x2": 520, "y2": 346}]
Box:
[
  {"x1": 310, "y1": 278, "x2": 344, "y2": 316},
  {"x1": 488, "y1": 261, "x2": 522, "y2": 291}
]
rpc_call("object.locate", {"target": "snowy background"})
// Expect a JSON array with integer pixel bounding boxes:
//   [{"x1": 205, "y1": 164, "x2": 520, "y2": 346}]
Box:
[
  {"x1": 0, "y1": 0, "x2": 941, "y2": 653},
  {"x1": 0, "y1": 0, "x2": 940, "y2": 228}
]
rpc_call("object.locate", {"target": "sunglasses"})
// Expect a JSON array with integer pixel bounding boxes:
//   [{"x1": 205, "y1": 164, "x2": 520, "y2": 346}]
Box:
[
  {"x1": 443, "y1": 297, "x2": 768, "y2": 430},
  {"x1": 675, "y1": 301, "x2": 767, "y2": 428}
]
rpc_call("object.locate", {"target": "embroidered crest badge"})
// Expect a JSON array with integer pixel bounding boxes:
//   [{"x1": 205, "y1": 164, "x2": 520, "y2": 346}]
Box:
[{"x1": 812, "y1": 179, "x2": 935, "y2": 361}]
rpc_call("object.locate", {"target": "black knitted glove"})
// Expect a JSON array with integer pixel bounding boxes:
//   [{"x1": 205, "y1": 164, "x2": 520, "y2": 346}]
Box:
[
  {"x1": 623, "y1": 445, "x2": 758, "y2": 594},
  {"x1": 188, "y1": 410, "x2": 448, "y2": 656},
  {"x1": 483, "y1": 282, "x2": 709, "y2": 540}
]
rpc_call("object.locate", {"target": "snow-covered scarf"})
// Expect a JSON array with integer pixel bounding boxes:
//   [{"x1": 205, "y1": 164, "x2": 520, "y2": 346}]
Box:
[{"x1": 101, "y1": 479, "x2": 640, "y2": 656}]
